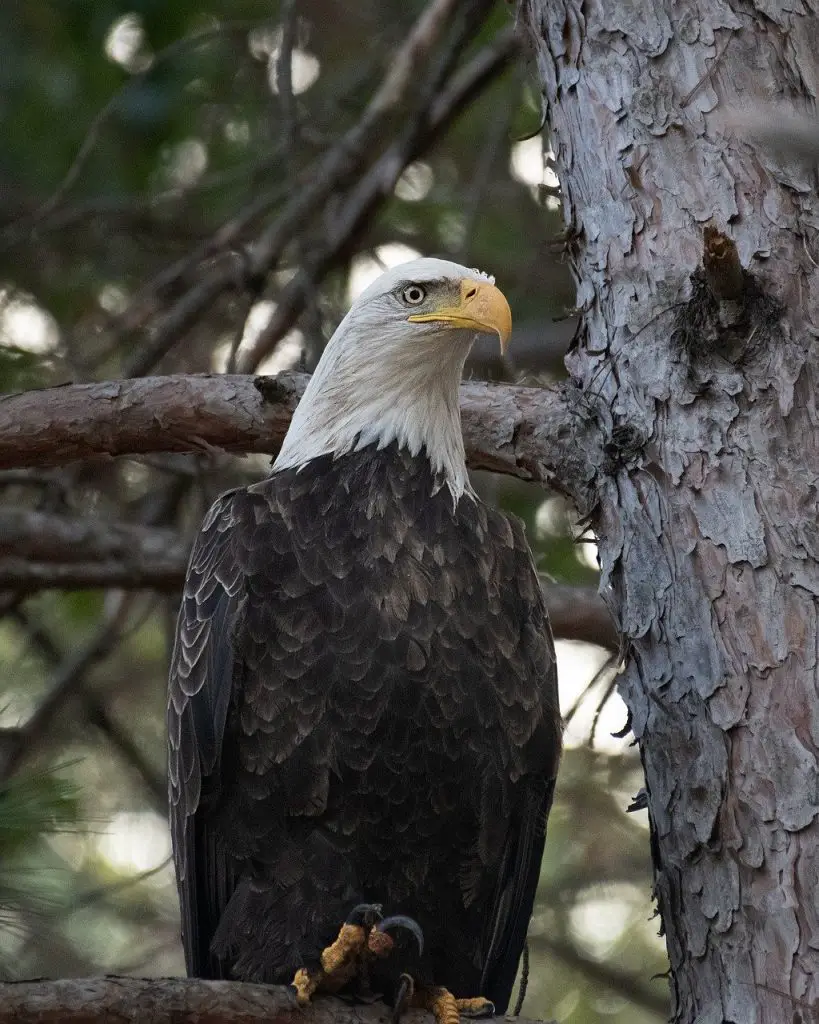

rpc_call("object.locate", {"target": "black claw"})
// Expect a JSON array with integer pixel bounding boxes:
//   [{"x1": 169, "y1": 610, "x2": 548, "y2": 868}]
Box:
[
  {"x1": 376, "y1": 914, "x2": 425, "y2": 956},
  {"x1": 346, "y1": 902, "x2": 384, "y2": 927},
  {"x1": 392, "y1": 972, "x2": 415, "y2": 1024}
]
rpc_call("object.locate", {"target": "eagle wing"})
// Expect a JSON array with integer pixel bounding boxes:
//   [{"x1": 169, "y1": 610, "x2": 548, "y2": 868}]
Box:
[
  {"x1": 477, "y1": 518, "x2": 560, "y2": 1010},
  {"x1": 167, "y1": 489, "x2": 247, "y2": 977},
  {"x1": 479, "y1": 773, "x2": 556, "y2": 1008}
]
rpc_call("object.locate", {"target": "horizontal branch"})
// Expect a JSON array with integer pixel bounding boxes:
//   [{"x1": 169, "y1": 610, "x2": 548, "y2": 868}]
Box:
[
  {"x1": 544, "y1": 583, "x2": 617, "y2": 650},
  {"x1": 0, "y1": 978, "x2": 549, "y2": 1024},
  {"x1": 0, "y1": 373, "x2": 593, "y2": 497},
  {"x1": 0, "y1": 512, "x2": 615, "y2": 648},
  {"x1": 0, "y1": 509, "x2": 187, "y2": 572}
]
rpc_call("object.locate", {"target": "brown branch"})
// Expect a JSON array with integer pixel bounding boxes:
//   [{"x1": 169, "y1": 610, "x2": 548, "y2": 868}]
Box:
[
  {"x1": 0, "y1": 559, "x2": 182, "y2": 590},
  {"x1": 244, "y1": 0, "x2": 466, "y2": 276},
  {"x1": 116, "y1": 183, "x2": 289, "y2": 368},
  {"x1": 0, "y1": 512, "x2": 615, "y2": 647},
  {"x1": 0, "y1": 509, "x2": 187, "y2": 570},
  {"x1": 544, "y1": 583, "x2": 617, "y2": 650},
  {"x1": 0, "y1": 978, "x2": 550, "y2": 1024},
  {"x1": 0, "y1": 373, "x2": 593, "y2": 497}
]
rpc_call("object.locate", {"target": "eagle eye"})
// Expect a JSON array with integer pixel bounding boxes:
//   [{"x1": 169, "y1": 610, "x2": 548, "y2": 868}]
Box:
[{"x1": 401, "y1": 284, "x2": 426, "y2": 306}]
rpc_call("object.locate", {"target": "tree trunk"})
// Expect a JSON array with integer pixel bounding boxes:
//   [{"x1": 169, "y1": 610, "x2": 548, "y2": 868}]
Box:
[{"x1": 521, "y1": 1, "x2": 819, "y2": 1021}]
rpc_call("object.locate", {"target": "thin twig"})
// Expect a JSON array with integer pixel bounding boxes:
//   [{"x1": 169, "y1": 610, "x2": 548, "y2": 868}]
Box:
[
  {"x1": 237, "y1": 19, "x2": 518, "y2": 371},
  {"x1": 9, "y1": 608, "x2": 167, "y2": 812},
  {"x1": 125, "y1": 0, "x2": 468, "y2": 375},
  {"x1": 27, "y1": 147, "x2": 284, "y2": 239},
  {"x1": 1, "y1": 20, "x2": 265, "y2": 244},
  {"x1": 0, "y1": 595, "x2": 132, "y2": 782},
  {"x1": 458, "y1": 83, "x2": 518, "y2": 260},
  {"x1": 276, "y1": 0, "x2": 299, "y2": 160}
]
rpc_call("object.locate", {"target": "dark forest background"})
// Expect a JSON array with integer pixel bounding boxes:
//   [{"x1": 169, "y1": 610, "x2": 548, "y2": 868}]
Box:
[{"x1": 0, "y1": 3, "x2": 666, "y2": 1020}]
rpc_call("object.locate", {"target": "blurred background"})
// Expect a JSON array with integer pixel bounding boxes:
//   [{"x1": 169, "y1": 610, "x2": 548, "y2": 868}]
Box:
[{"x1": 0, "y1": 2, "x2": 668, "y2": 1021}]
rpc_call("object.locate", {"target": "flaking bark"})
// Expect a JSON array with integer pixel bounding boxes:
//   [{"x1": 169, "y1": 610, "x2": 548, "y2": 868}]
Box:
[
  {"x1": 0, "y1": 373, "x2": 593, "y2": 500},
  {"x1": 521, "y1": 0, "x2": 819, "y2": 1021}
]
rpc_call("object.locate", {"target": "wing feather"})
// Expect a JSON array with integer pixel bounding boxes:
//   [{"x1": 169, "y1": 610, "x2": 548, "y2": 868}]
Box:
[
  {"x1": 168, "y1": 490, "x2": 245, "y2": 977},
  {"x1": 477, "y1": 516, "x2": 561, "y2": 1011}
]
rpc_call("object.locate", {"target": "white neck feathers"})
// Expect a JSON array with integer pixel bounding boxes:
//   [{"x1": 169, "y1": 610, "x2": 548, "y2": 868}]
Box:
[{"x1": 273, "y1": 315, "x2": 475, "y2": 501}]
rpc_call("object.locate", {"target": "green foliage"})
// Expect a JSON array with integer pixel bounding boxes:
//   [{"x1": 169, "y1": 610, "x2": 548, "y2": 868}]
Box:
[
  {"x1": 0, "y1": 768, "x2": 82, "y2": 936},
  {"x1": 0, "y1": 769, "x2": 80, "y2": 859}
]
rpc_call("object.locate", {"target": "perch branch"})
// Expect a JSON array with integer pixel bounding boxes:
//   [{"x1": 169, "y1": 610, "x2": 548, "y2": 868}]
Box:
[
  {"x1": 0, "y1": 373, "x2": 595, "y2": 499},
  {"x1": 0, "y1": 977, "x2": 550, "y2": 1024}
]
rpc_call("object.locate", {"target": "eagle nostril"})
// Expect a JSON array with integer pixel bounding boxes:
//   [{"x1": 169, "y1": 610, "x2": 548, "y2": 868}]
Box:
[{"x1": 464, "y1": 286, "x2": 477, "y2": 300}]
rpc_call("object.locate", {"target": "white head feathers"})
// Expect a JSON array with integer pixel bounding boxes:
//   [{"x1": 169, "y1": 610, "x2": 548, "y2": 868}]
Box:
[{"x1": 273, "y1": 258, "x2": 510, "y2": 501}]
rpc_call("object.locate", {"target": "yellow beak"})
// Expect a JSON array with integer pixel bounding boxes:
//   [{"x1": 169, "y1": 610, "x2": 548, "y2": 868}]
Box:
[{"x1": 407, "y1": 279, "x2": 513, "y2": 354}]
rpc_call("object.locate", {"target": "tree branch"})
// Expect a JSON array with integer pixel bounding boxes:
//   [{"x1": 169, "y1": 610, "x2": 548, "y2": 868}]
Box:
[
  {"x1": 0, "y1": 373, "x2": 595, "y2": 499},
  {"x1": 0, "y1": 978, "x2": 550, "y2": 1024},
  {"x1": 0, "y1": 510, "x2": 187, "y2": 572},
  {"x1": 544, "y1": 583, "x2": 617, "y2": 650},
  {"x1": 0, "y1": 510, "x2": 615, "y2": 646},
  {"x1": 120, "y1": 0, "x2": 482, "y2": 374}
]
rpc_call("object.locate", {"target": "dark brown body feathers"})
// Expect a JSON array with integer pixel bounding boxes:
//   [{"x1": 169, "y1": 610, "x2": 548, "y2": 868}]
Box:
[{"x1": 168, "y1": 444, "x2": 560, "y2": 1010}]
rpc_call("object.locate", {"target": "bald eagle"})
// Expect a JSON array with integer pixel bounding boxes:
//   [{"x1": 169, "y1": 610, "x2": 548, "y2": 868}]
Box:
[{"x1": 168, "y1": 258, "x2": 561, "y2": 1019}]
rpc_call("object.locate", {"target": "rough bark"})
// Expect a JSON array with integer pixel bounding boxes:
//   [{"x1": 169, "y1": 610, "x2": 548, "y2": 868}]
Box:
[
  {"x1": 0, "y1": 374, "x2": 593, "y2": 498},
  {"x1": 522, "y1": 1, "x2": 819, "y2": 1021},
  {"x1": 0, "y1": 977, "x2": 551, "y2": 1024}
]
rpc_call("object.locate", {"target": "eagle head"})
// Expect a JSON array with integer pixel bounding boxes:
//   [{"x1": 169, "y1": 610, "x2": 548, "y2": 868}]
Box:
[{"x1": 273, "y1": 258, "x2": 512, "y2": 499}]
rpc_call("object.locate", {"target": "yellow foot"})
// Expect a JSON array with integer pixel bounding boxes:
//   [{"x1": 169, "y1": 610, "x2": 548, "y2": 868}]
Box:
[
  {"x1": 293, "y1": 903, "x2": 418, "y2": 1004},
  {"x1": 410, "y1": 986, "x2": 495, "y2": 1024},
  {"x1": 290, "y1": 922, "x2": 370, "y2": 1004},
  {"x1": 455, "y1": 996, "x2": 495, "y2": 1017},
  {"x1": 292, "y1": 967, "x2": 322, "y2": 1007},
  {"x1": 320, "y1": 921, "x2": 370, "y2": 976}
]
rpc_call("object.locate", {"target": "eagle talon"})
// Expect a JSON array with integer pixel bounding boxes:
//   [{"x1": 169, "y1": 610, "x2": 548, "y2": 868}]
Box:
[
  {"x1": 392, "y1": 972, "x2": 416, "y2": 1024},
  {"x1": 291, "y1": 966, "x2": 321, "y2": 1007},
  {"x1": 455, "y1": 997, "x2": 495, "y2": 1018},
  {"x1": 374, "y1": 914, "x2": 425, "y2": 956},
  {"x1": 411, "y1": 985, "x2": 492, "y2": 1024},
  {"x1": 292, "y1": 903, "x2": 401, "y2": 1002}
]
